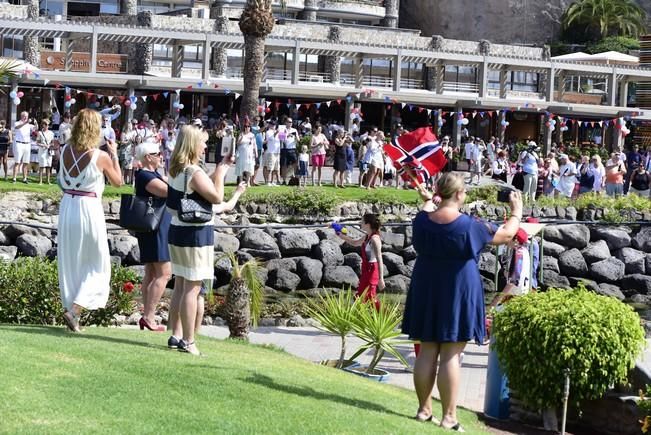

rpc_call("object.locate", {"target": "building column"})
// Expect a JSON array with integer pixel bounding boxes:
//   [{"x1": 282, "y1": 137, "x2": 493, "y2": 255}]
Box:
[
  {"x1": 90, "y1": 28, "x2": 98, "y2": 74},
  {"x1": 291, "y1": 42, "x2": 301, "y2": 85},
  {"x1": 9, "y1": 79, "x2": 18, "y2": 133},
  {"x1": 499, "y1": 67, "x2": 508, "y2": 99},
  {"x1": 172, "y1": 44, "x2": 183, "y2": 78},
  {"x1": 127, "y1": 87, "x2": 135, "y2": 121},
  {"x1": 453, "y1": 107, "x2": 462, "y2": 148},
  {"x1": 129, "y1": 12, "x2": 153, "y2": 75},
  {"x1": 120, "y1": 0, "x2": 138, "y2": 15},
  {"x1": 23, "y1": 0, "x2": 40, "y2": 66},
  {"x1": 499, "y1": 110, "x2": 506, "y2": 143},
  {"x1": 210, "y1": 14, "x2": 228, "y2": 78},
  {"x1": 392, "y1": 50, "x2": 402, "y2": 92},
  {"x1": 434, "y1": 110, "x2": 442, "y2": 136},
  {"x1": 543, "y1": 113, "x2": 553, "y2": 155},
  {"x1": 300, "y1": 0, "x2": 318, "y2": 21},
  {"x1": 546, "y1": 67, "x2": 555, "y2": 103},
  {"x1": 325, "y1": 26, "x2": 341, "y2": 84},
  {"x1": 607, "y1": 70, "x2": 617, "y2": 106},
  {"x1": 478, "y1": 59, "x2": 488, "y2": 98},
  {"x1": 353, "y1": 57, "x2": 364, "y2": 89},
  {"x1": 382, "y1": 0, "x2": 399, "y2": 28},
  {"x1": 64, "y1": 40, "x2": 75, "y2": 71},
  {"x1": 557, "y1": 72, "x2": 565, "y2": 102},
  {"x1": 619, "y1": 80, "x2": 629, "y2": 107}
]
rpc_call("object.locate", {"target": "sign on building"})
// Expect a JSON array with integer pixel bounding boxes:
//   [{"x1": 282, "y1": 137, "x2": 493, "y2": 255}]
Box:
[{"x1": 40, "y1": 51, "x2": 128, "y2": 73}]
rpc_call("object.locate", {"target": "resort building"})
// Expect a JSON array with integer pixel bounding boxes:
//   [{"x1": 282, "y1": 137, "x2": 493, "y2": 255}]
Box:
[{"x1": 0, "y1": 0, "x2": 649, "y2": 150}]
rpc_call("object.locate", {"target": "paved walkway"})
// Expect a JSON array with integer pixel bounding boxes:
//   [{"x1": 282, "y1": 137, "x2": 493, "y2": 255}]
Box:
[{"x1": 199, "y1": 325, "x2": 488, "y2": 412}]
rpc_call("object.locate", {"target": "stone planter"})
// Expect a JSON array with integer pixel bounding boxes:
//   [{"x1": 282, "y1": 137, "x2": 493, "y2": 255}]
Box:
[
  {"x1": 343, "y1": 366, "x2": 390, "y2": 382},
  {"x1": 319, "y1": 359, "x2": 360, "y2": 369}
]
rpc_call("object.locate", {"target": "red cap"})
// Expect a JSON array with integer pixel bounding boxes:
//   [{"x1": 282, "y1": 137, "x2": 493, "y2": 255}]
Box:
[
  {"x1": 515, "y1": 228, "x2": 528, "y2": 244},
  {"x1": 525, "y1": 217, "x2": 539, "y2": 223}
]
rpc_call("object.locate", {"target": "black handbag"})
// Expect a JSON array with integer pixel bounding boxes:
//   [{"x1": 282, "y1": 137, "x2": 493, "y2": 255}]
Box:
[
  {"x1": 119, "y1": 194, "x2": 166, "y2": 232},
  {"x1": 178, "y1": 168, "x2": 213, "y2": 223}
]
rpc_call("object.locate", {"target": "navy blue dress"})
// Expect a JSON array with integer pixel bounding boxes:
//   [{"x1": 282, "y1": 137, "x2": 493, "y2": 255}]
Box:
[
  {"x1": 402, "y1": 212, "x2": 496, "y2": 344},
  {"x1": 134, "y1": 170, "x2": 171, "y2": 263}
]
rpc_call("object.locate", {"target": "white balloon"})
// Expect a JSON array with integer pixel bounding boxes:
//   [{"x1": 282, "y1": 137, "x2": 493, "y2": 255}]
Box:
[
  {"x1": 13, "y1": 97, "x2": 20, "y2": 105},
  {"x1": 131, "y1": 104, "x2": 137, "y2": 111},
  {"x1": 461, "y1": 118, "x2": 469, "y2": 125}
]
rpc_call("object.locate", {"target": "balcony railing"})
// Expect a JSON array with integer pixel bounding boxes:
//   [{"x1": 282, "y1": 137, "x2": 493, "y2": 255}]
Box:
[{"x1": 442, "y1": 81, "x2": 479, "y2": 93}]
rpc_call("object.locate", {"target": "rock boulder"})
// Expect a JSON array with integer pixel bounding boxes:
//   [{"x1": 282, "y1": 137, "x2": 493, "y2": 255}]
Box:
[
  {"x1": 541, "y1": 240, "x2": 566, "y2": 258},
  {"x1": 558, "y1": 249, "x2": 589, "y2": 278},
  {"x1": 543, "y1": 224, "x2": 590, "y2": 249},
  {"x1": 382, "y1": 252, "x2": 407, "y2": 275},
  {"x1": 614, "y1": 248, "x2": 646, "y2": 275},
  {"x1": 213, "y1": 232, "x2": 240, "y2": 253},
  {"x1": 632, "y1": 227, "x2": 651, "y2": 253},
  {"x1": 267, "y1": 269, "x2": 301, "y2": 293},
  {"x1": 239, "y1": 228, "x2": 279, "y2": 251},
  {"x1": 108, "y1": 235, "x2": 139, "y2": 261},
  {"x1": 313, "y1": 240, "x2": 344, "y2": 268},
  {"x1": 384, "y1": 275, "x2": 411, "y2": 294},
  {"x1": 295, "y1": 258, "x2": 323, "y2": 289},
  {"x1": 0, "y1": 245, "x2": 18, "y2": 261},
  {"x1": 591, "y1": 227, "x2": 631, "y2": 250},
  {"x1": 343, "y1": 252, "x2": 362, "y2": 275},
  {"x1": 590, "y1": 258, "x2": 625, "y2": 283},
  {"x1": 16, "y1": 234, "x2": 52, "y2": 258},
  {"x1": 581, "y1": 240, "x2": 611, "y2": 264},
  {"x1": 620, "y1": 274, "x2": 651, "y2": 295},
  {"x1": 596, "y1": 283, "x2": 626, "y2": 301},
  {"x1": 321, "y1": 266, "x2": 359, "y2": 290},
  {"x1": 275, "y1": 229, "x2": 320, "y2": 256},
  {"x1": 265, "y1": 258, "x2": 297, "y2": 273}
]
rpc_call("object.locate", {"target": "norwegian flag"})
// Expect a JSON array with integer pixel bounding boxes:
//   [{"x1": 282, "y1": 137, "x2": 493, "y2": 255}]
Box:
[{"x1": 383, "y1": 127, "x2": 447, "y2": 187}]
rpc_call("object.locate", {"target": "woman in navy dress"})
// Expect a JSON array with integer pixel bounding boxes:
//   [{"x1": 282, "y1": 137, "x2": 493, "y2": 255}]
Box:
[
  {"x1": 134, "y1": 141, "x2": 172, "y2": 332},
  {"x1": 403, "y1": 173, "x2": 522, "y2": 430}
]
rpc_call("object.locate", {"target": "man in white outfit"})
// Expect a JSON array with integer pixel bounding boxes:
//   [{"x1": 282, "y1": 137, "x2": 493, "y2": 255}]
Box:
[{"x1": 13, "y1": 111, "x2": 35, "y2": 183}]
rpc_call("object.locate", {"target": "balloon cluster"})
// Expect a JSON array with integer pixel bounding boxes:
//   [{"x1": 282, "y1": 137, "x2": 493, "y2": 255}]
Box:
[
  {"x1": 172, "y1": 101, "x2": 185, "y2": 113},
  {"x1": 545, "y1": 118, "x2": 557, "y2": 132},
  {"x1": 616, "y1": 117, "x2": 631, "y2": 136},
  {"x1": 9, "y1": 90, "x2": 24, "y2": 106},
  {"x1": 64, "y1": 93, "x2": 77, "y2": 109},
  {"x1": 500, "y1": 119, "x2": 510, "y2": 128},
  {"x1": 456, "y1": 112, "x2": 469, "y2": 126}
]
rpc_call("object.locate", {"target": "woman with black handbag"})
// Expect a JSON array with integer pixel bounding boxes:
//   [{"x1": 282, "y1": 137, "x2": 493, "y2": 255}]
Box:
[
  {"x1": 133, "y1": 141, "x2": 172, "y2": 332},
  {"x1": 166, "y1": 126, "x2": 246, "y2": 356}
]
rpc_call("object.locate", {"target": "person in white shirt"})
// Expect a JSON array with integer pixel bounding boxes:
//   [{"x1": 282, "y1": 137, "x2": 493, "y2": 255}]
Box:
[
  {"x1": 464, "y1": 137, "x2": 475, "y2": 167},
  {"x1": 279, "y1": 118, "x2": 300, "y2": 184},
  {"x1": 55, "y1": 112, "x2": 72, "y2": 173},
  {"x1": 100, "y1": 115, "x2": 117, "y2": 150},
  {"x1": 51, "y1": 107, "x2": 61, "y2": 130},
  {"x1": 299, "y1": 117, "x2": 312, "y2": 136},
  {"x1": 469, "y1": 140, "x2": 483, "y2": 185},
  {"x1": 556, "y1": 155, "x2": 576, "y2": 198},
  {"x1": 263, "y1": 121, "x2": 281, "y2": 185},
  {"x1": 590, "y1": 155, "x2": 606, "y2": 194},
  {"x1": 36, "y1": 119, "x2": 55, "y2": 184},
  {"x1": 13, "y1": 111, "x2": 36, "y2": 183}
]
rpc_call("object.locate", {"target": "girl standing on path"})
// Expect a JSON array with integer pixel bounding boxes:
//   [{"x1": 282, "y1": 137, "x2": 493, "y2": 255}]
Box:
[
  {"x1": 235, "y1": 122, "x2": 257, "y2": 186},
  {"x1": 36, "y1": 119, "x2": 54, "y2": 184},
  {"x1": 310, "y1": 124, "x2": 328, "y2": 186},
  {"x1": 336, "y1": 214, "x2": 385, "y2": 310},
  {"x1": 403, "y1": 173, "x2": 522, "y2": 431},
  {"x1": 58, "y1": 109, "x2": 123, "y2": 332},
  {"x1": 332, "y1": 130, "x2": 347, "y2": 188}
]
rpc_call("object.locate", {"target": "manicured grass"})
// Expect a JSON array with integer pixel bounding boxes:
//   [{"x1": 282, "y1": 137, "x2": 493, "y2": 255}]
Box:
[
  {"x1": 0, "y1": 325, "x2": 488, "y2": 434},
  {"x1": 0, "y1": 176, "x2": 420, "y2": 204}
]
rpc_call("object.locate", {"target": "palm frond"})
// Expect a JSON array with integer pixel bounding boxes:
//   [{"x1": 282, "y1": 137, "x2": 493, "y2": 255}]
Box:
[
  {"x1": 241, "y1": 259, "x2": 264, "y2": 327},
  {"x1": 0, "y1": 59, "x2": 21, "y2": 84}
]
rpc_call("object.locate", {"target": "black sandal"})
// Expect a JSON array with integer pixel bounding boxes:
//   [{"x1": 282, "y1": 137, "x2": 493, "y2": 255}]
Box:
[
  {"x1": 62, "y1": 311, "x2": 80, "y2": 333},
  {"x1": 447, "y1": 423, "x2": 465, "y2": 432}
]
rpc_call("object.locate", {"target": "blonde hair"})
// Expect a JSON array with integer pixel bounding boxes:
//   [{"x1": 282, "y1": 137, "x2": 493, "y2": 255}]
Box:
[
  {"x1": 436, "y1": 172, "x2": 465, "y2": 200},
  {"x1": 169, "y1": 125, "x2": 208, "y2": 177},
  {"x1": 70, "y1": 109, "x2": 101, "y2": 152},
  {"x1": 592, "y1": 154, "x2": 603, "y2": 168}
]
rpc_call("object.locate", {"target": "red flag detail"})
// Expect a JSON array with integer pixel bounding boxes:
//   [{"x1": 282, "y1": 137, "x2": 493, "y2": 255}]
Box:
[{"x1": 383, "y1": 127, "x2": 447, "y2": 188}]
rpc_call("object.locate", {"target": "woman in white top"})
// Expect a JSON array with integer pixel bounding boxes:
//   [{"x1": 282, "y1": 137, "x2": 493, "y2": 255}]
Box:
[
  {"x1": 310, "y1": 124, "x2": 329, "y2": 186},
  {"x1": 36, "y1": 119, "x2": 55, "y2": 184},
  {"x1": 166, "y1": 126, "x2": 246, "y2": 356},
  {"x1": 235, "y1": 123, "x2": 257, "y2": 186},
  {"x1": 591, "y1": 155, "x2": 606, "y2": 194},
  {"x1": 58, "y1": 109, "x2": 123, "y2": 332},
  {"x1": 555, "y1": 155, "x2": 576, "y2": 198},
  {"x1": 365, "y1": 131, "x2": 385, "y2": 189}
]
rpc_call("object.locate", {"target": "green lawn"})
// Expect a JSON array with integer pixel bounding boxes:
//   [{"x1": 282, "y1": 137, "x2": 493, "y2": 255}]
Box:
[
  {"x1": 0, "y1": 326, "x2": 488, "y2": 434},
  {"x1": 0, "y1": 176, "x2": 420, "y2": 204}
]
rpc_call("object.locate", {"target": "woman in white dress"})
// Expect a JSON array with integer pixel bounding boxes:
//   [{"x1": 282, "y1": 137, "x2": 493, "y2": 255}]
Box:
[
  {"x1": 235, "y1": 123, "x2": 257, "y2": 185},
  {"x1": 58, "y1": 109, "x2": 123, "y2": 332},
  {"x1": 36, "y1": 119, "x2": 54, "y2": 184}
]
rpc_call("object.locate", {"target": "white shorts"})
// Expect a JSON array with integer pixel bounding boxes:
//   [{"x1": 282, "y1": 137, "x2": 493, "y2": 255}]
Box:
[
  {"x1": 264, "y1": 152, "x2": 280, "y2": 171},
  {"x1": 38, "y1": 150, "x2": 53, "y2": 168},
  {"x1": 13, "y1": 142, "x2": 31, "y2": 165}
]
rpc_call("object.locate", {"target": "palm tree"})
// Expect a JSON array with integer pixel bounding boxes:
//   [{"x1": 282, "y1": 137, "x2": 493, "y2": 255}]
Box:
[
  {"x1": 562, "y1": 0, "x2": 646, "y2": 39},
  {"x1": 0, "y1": 60, "x2": 21, "y2": 84},
  {"x1": 221, "y1": 252, "x2": 264, "y2": 340},
  {"x1": 238, "y1": 0, "x2": 276, "y2": 124}
]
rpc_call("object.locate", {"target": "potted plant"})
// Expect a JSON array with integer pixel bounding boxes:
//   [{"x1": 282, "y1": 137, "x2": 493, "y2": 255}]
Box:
[
  {"x1": 220, "y1": 252, "x2": 264, "y2": 340},
  {"x1": 346, "y1": 296, "x2": 410, "y2": 382},
  {"x1": 492, "y1": 285, "x2": 645, "y2": 431},
  {"x1": 306, "y1": 288, "x2": 361, "y2": 369}
]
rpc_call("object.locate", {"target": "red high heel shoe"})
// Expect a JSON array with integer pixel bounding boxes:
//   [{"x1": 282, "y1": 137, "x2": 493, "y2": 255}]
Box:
[{"x1": 139, "y1": 317, "x2": 166, "y2": 332}]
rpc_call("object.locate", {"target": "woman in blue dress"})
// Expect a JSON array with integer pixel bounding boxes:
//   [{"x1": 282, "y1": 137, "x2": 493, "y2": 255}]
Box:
[
  {"x1": 134, "y1": 141, "x2": 172, "y2": 332},
  {"x1": 403, "y1": 173, "x2": 522, "y2": 431}
]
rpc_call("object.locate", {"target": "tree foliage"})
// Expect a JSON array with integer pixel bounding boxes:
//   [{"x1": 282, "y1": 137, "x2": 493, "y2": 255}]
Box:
[
  {"x1": 586, "y1": 35, "x2": 640, "y2": 54},
  {"x1": 561, "y1": 0, "x2": 646, "y2": 40}
]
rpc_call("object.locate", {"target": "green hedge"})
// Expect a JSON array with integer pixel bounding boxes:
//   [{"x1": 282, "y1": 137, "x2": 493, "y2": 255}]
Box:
[
  {"x1": 0, "y1": 257, "x2": 138, "y2": 326},
  {"x1": 492, "y1": 286, "x2": 646, "y2": 409}
]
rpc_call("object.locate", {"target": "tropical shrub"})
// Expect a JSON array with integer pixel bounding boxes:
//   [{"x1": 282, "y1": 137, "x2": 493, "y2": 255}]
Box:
[
  {"x1": 241, "y1": 189, "x2": 338, "y2": 215},
  {"x1": 306, "y1": 289, "x2": 361, "y2": 368},
  {"x1": 492, "y1": 285, "x2": 646, "y2": 410},
  {"x1": 587, "y1": 36, "x2": 640, "y2": 54},
  {"x1": 0, "y1": 257, "x2": 137, "y2": 326}
]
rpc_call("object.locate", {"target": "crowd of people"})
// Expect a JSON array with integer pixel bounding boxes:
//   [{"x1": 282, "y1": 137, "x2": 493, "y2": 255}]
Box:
[{"x1": 453, "y1": 135, "x2": 651, "y2": 200}]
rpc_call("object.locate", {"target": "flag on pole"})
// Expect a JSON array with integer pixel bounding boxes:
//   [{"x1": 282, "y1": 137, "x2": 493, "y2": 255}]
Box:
[{"x1": 383, "y1": 127, "x2": 447, "y2": 187}]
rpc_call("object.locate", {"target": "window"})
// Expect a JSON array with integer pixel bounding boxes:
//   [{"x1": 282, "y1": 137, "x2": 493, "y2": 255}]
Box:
[
  {"x1": 2, "y1": 35, "x2": 23, "y2": 59},
  {"x1": 138, "y1": 1, "x2": 172, "y2": 14},
  {"x1": 39, "y1": 0, "x2": 64, "y2": 16},
  {"x1": 444, "y1": 65, "x2": 477, "y2": 83}
]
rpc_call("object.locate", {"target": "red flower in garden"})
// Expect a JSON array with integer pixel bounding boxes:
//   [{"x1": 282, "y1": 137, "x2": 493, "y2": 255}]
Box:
[{"x1": 123, "y1": 282, "x2": 135, "y2": 293}]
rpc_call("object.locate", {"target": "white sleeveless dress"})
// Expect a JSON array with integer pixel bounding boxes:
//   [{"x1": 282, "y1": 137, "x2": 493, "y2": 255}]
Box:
[{"x1": 57, "y1": 147, "x2": 111, "y2": 311}]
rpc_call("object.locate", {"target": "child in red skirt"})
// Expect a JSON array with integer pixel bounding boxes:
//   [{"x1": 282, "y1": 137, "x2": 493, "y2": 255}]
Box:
[{"x1": 336, "y1": 213, "x2": 385, "y2": 309}]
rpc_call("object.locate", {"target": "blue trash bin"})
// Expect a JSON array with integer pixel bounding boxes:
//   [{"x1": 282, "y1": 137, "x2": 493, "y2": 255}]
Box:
[{"x1": 483, "y1": 337, "x2": 510, "y2": 420}]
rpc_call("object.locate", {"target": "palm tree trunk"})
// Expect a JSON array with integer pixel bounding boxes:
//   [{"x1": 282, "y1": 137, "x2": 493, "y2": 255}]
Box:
[
  {"x1": 240, "y1": 35, "x2": 266, "y2": 125},
  {"x1": 226, "y1": 278, "x2": 251, "y2": 339},
  {"x1": 337, "y1": 334, "x2": 346, "y2": 368}
]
